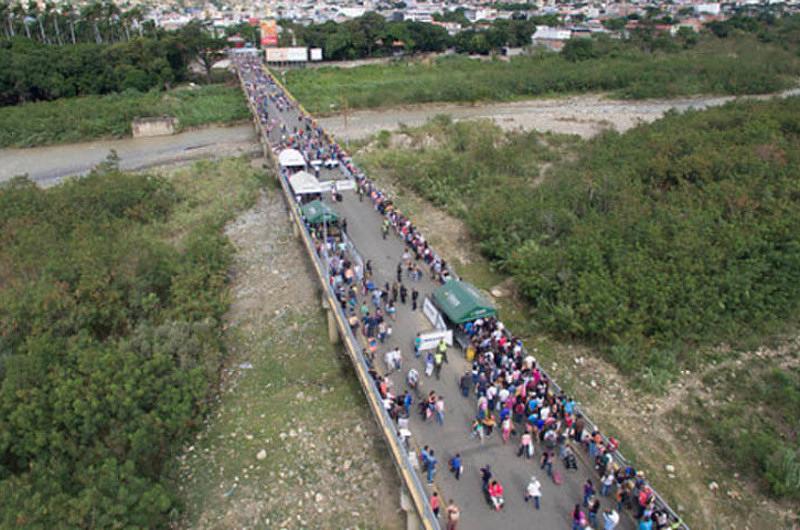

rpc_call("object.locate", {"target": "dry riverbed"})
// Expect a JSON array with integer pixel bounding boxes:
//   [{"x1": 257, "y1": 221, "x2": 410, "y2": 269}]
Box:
[{"x1": 320, "y1": 90, "x2": 800, "y2": 141}]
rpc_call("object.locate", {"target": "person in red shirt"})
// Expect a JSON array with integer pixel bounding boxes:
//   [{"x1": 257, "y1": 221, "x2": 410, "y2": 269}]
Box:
[
  {"x1": 489, "y1": 480, "x2": 505, "y2": 511},
  {"x1": 430, "y1": 491, "x2": 441, "y2": 517}
]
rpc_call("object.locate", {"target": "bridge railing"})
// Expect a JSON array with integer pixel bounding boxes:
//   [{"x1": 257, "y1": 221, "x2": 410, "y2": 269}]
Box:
[{"x1": 234, "y1": 59, "x2": 441, "y2": 530}]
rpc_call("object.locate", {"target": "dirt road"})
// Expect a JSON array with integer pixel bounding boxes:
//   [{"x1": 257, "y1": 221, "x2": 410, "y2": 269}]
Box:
[
  {"x1": 0, "y1": 124, "x2": 260, "y2": 186},
  {"x1": 319, "y1": 90, "x2": 800, "y2": 141}
]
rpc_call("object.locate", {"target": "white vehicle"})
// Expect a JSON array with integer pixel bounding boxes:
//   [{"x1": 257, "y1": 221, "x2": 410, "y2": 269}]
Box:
[{"x1": 323, "y1": 158, "x2": 339, "y2": 169}]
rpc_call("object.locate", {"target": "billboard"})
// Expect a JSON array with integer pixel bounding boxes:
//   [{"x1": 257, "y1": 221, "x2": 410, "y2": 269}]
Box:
[
  {"x1": 266, "y1": 47, "x2": 308, "y2": 62},
  {"x1": 260, "y1": 19, "x2": 278, "y2": 47},
  {"x1": 287, "y1": 47, "x2": 308, "y2": 62},
  {"x1": 310, "y1": 48, "x2": 323, "y2": 61}
]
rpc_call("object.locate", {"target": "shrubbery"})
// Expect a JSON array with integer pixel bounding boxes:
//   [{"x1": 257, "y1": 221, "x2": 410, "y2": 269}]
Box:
[
  {"x1": 359, "y1": 98, "x2": 800, "y2": 381},
  {"x1": 0, "y1": 83, "x2": 249, "y2": 147},
  {"x1": 0, "y1": 160, "x2": 255, "y2": 526},
  {"x1": 287, "y1": 35, "x2": 800, "y2": 113},
  {"x1": 358, "y1": 99, "x2": 800, "y2": 502}
]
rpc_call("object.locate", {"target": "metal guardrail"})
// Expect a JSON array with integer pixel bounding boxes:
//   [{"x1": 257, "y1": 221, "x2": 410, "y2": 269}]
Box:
[
  {"x1": 235, "y1": 62, "x2": 441, "y2": 530},
  {"x1": 239, "y1": 58, "x2": 688, "y2": 530}
]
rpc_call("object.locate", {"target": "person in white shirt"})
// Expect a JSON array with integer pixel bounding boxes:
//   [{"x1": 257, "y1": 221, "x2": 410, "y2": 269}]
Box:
[
  {"x1": 524, "y1": 475, "x2": 542, "y2": 510},
  {"x1": 603, "y1": 509, "x2": 619, "y2": 530}
]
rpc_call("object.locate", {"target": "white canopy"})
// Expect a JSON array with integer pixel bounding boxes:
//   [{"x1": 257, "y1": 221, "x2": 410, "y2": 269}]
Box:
[
  {"x1": 289, "y1": 170, "x2": 323, "y2": 195},
  {"x1": 278, "y1": 149, "x2": 306, "y2": 168}
]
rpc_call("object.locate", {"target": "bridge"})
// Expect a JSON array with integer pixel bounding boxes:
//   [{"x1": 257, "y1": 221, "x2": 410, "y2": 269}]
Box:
[{"x1": 233, "y1": 51, "x2": 687, "y2": 530}]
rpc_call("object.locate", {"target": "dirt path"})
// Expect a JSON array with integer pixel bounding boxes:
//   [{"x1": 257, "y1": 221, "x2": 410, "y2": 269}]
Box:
[
  {"x1": 320, "y1": 89, "x2": 800, "y2": 141},
  {"x1": 176, "y1": 174, "x2": 402, "y2": 529},
  {"x1": 0, "y1": 124, "x2": 260, "y2": 186}
]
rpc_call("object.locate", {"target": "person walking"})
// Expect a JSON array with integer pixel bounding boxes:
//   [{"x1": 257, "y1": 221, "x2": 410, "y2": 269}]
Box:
[
  {"x1": 572, "y1": 504, "x2": 587, "y2": 530},
  {"x1": 400, "y1": 284, "x2": 408, "y2": 305},
  {"x1": 433, "y1": 340, "x2": 448, "y2": 380},
  {"x1": 488, "y1": 480, "x2": 504, "y2": 511},
  {"x1": 524, "y1": 475, "x2": 542, "y2": 510},
  {"x1": 396, "y1": 262, "x2": 402, "y2": 283},
  {"x1": 414, "y1": 333, "x2": 422, "y2": 358},
  {"x1": 470, "y1": 418, "x2": 485, "y2": 443},
  {"x1": 540, "y1": 451, "x2": 553, "y2": 478},
  {"x1": 589, "y1": 498, "x2": 601, "y2": 529},
  {"x1": 427, "y1": 449, "x2": 437, "y2": 484},
  {"x1": 601, "y1": 469, "x2": 615, "y2": 497},
  {"x1": 430, "y1": 491, "x2": 441, "y2": 518},
  {"x1": 445, "y1": 500, "x2": 460, "y2": 530},
  {"x1": 602, "y1": 509, "x2": 620, "y2": 530},
  {"x1": 501, "y1": 416, "x2": 512, "y2": 444},
  {"x1": 435, "y1": 396, "x2": 445, "y2": 425},
  {"x1": 449, "y1": 453, "x2": 462, "y2": 480},
  {"x1": 518, "y1": 430, "x2": 533, "y2": 458},
  {"x1": 583, "y1": 479, "x2": 595, "y2": 507},
  {"x1": 411, "y1": 288, "x2": 419, "y2": 311}
]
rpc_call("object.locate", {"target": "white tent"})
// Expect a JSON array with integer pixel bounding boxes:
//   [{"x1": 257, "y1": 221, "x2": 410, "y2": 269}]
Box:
[
  {"x1": 278, "y1": 148, "x2": 306, "y2": 168},
  {"x1": 289, "y1": 171, "x2": 323, "y2": 195}
]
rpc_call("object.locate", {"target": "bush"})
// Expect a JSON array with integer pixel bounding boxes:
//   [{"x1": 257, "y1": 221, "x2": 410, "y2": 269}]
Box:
[{"x1": 0, "y1": 162, "x2": 245, "y2": 526}]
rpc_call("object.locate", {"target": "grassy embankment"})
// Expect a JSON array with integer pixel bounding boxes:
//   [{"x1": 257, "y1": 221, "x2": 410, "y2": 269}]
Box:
[
  {"x1": 0, "y1": 83, "x2": 249, "y2": 148},
  {"x1": 171, "y1": 169, "x2": 402, "y2": 529},
  {"x1": 353, "y1": 103, "x2": 800, "y2": 527},
  {"x1": 286, "y1": 36, "x2": 800, "y2": 114}
]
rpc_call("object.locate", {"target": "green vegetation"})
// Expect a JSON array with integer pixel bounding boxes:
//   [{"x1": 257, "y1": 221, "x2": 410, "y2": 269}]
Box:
[
  {"x1": 358, "y1": 98, "x2": 800, "y2": 388},
  {"x1": 0, "y1": 21, "x2": 226, "y2": 106},
  {"x1": 688, "y1": 361, "x2": 800, "y2": 500},
  {"x1": 0, "y1": 157, "x2": 264, "y2": 527},
  {"x1": 286, "y1": 36, "x2": 800, "y2": 113},
  {"x1": 0, "y1": 83, "x2": 248, "y2": 147}
]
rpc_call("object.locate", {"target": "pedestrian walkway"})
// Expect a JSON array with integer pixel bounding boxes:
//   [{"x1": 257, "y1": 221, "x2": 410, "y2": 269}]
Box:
[{"x1": 233, "y1": 52, "x2": 683, "y2": 530}]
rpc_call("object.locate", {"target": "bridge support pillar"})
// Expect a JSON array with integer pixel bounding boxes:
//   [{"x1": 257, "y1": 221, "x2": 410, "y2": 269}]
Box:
[
  {"x1": 322, "y1": 296, "x2": 340, "y2": 344},
  {"x1": 400, "y1": 486, "x2": 422, "y2": 530}
]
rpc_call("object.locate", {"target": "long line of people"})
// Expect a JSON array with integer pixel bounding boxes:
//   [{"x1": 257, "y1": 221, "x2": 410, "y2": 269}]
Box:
[{"x1": 233, "y1": 53, "x2": 683, "y2": 530}]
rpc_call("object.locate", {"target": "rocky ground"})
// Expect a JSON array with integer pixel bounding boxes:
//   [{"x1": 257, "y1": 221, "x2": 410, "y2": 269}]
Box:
[
  {"x1": 320, "y1": 89, "x2": 800, "y2": 142},
  {"x1": 174, "y1": 165, "x2": 403, "y2": 530}
]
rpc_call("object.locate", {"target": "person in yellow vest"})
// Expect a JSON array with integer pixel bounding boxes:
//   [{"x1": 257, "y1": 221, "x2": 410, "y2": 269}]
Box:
[{"x1": 434, "y1": 340, "x2": 448, "y2": 380}]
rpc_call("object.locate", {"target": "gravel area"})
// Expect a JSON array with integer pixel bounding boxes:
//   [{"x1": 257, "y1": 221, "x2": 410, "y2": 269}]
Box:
[{"x1": 319, "y1": 89, "x2": 800, "y2": 141}]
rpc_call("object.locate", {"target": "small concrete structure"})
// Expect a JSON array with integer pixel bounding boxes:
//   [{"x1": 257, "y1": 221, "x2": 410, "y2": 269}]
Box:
[{"x1": 132, "y1": 117, "x2": 178, "y2": 138}]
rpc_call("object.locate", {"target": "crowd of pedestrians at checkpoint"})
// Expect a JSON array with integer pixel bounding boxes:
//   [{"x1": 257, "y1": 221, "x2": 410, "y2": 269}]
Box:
[{"x1": 233, "y1": 53, "x2": 683, "y2": 530}]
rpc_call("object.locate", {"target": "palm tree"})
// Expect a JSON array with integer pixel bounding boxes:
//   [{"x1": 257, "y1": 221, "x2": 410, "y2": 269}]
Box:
[
  {"x1": 13, "y1": 2, "x2": 30, "y2": 39},
  {"x1": 81, "y1": 1, "x2": 103, "y2": 44},
  {"x1": 101, "y1": 0, "x2": 121, "y2": 43},
  {"x1": 26, "y1": 0, "x2": 46, "y2": 43},
  {"x1": 0, "y1": 1, "x2": 11, "y2": 38},
  {"x1": 62, "y1": 1, "x2": 75, "y2": 44},
  {"x1": 47, "y1": 1, "x2": 62, "y2": 45}
]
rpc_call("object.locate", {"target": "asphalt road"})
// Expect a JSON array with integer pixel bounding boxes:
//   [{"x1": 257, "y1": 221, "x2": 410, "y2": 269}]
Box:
[
  {"x1": 0, "y1": 124, "x2": 260, "y2": 186},
  {"x1": 251, "y1": 66, "x2": 635, "y2": 530}
]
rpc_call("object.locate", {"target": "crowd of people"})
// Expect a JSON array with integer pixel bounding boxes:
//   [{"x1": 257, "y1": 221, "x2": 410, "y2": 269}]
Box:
[{"x1": 233, "y1": 52, "x2": 683, "y2": 530}]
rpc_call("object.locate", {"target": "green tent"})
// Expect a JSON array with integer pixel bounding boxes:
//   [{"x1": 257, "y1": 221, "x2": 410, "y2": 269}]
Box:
[
  {"x1": 433, "y1": 280, "x2": 496, "y2": 325},
  {"x1": 301, "y1": 200, "x2": 339, "y2": 225}
]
